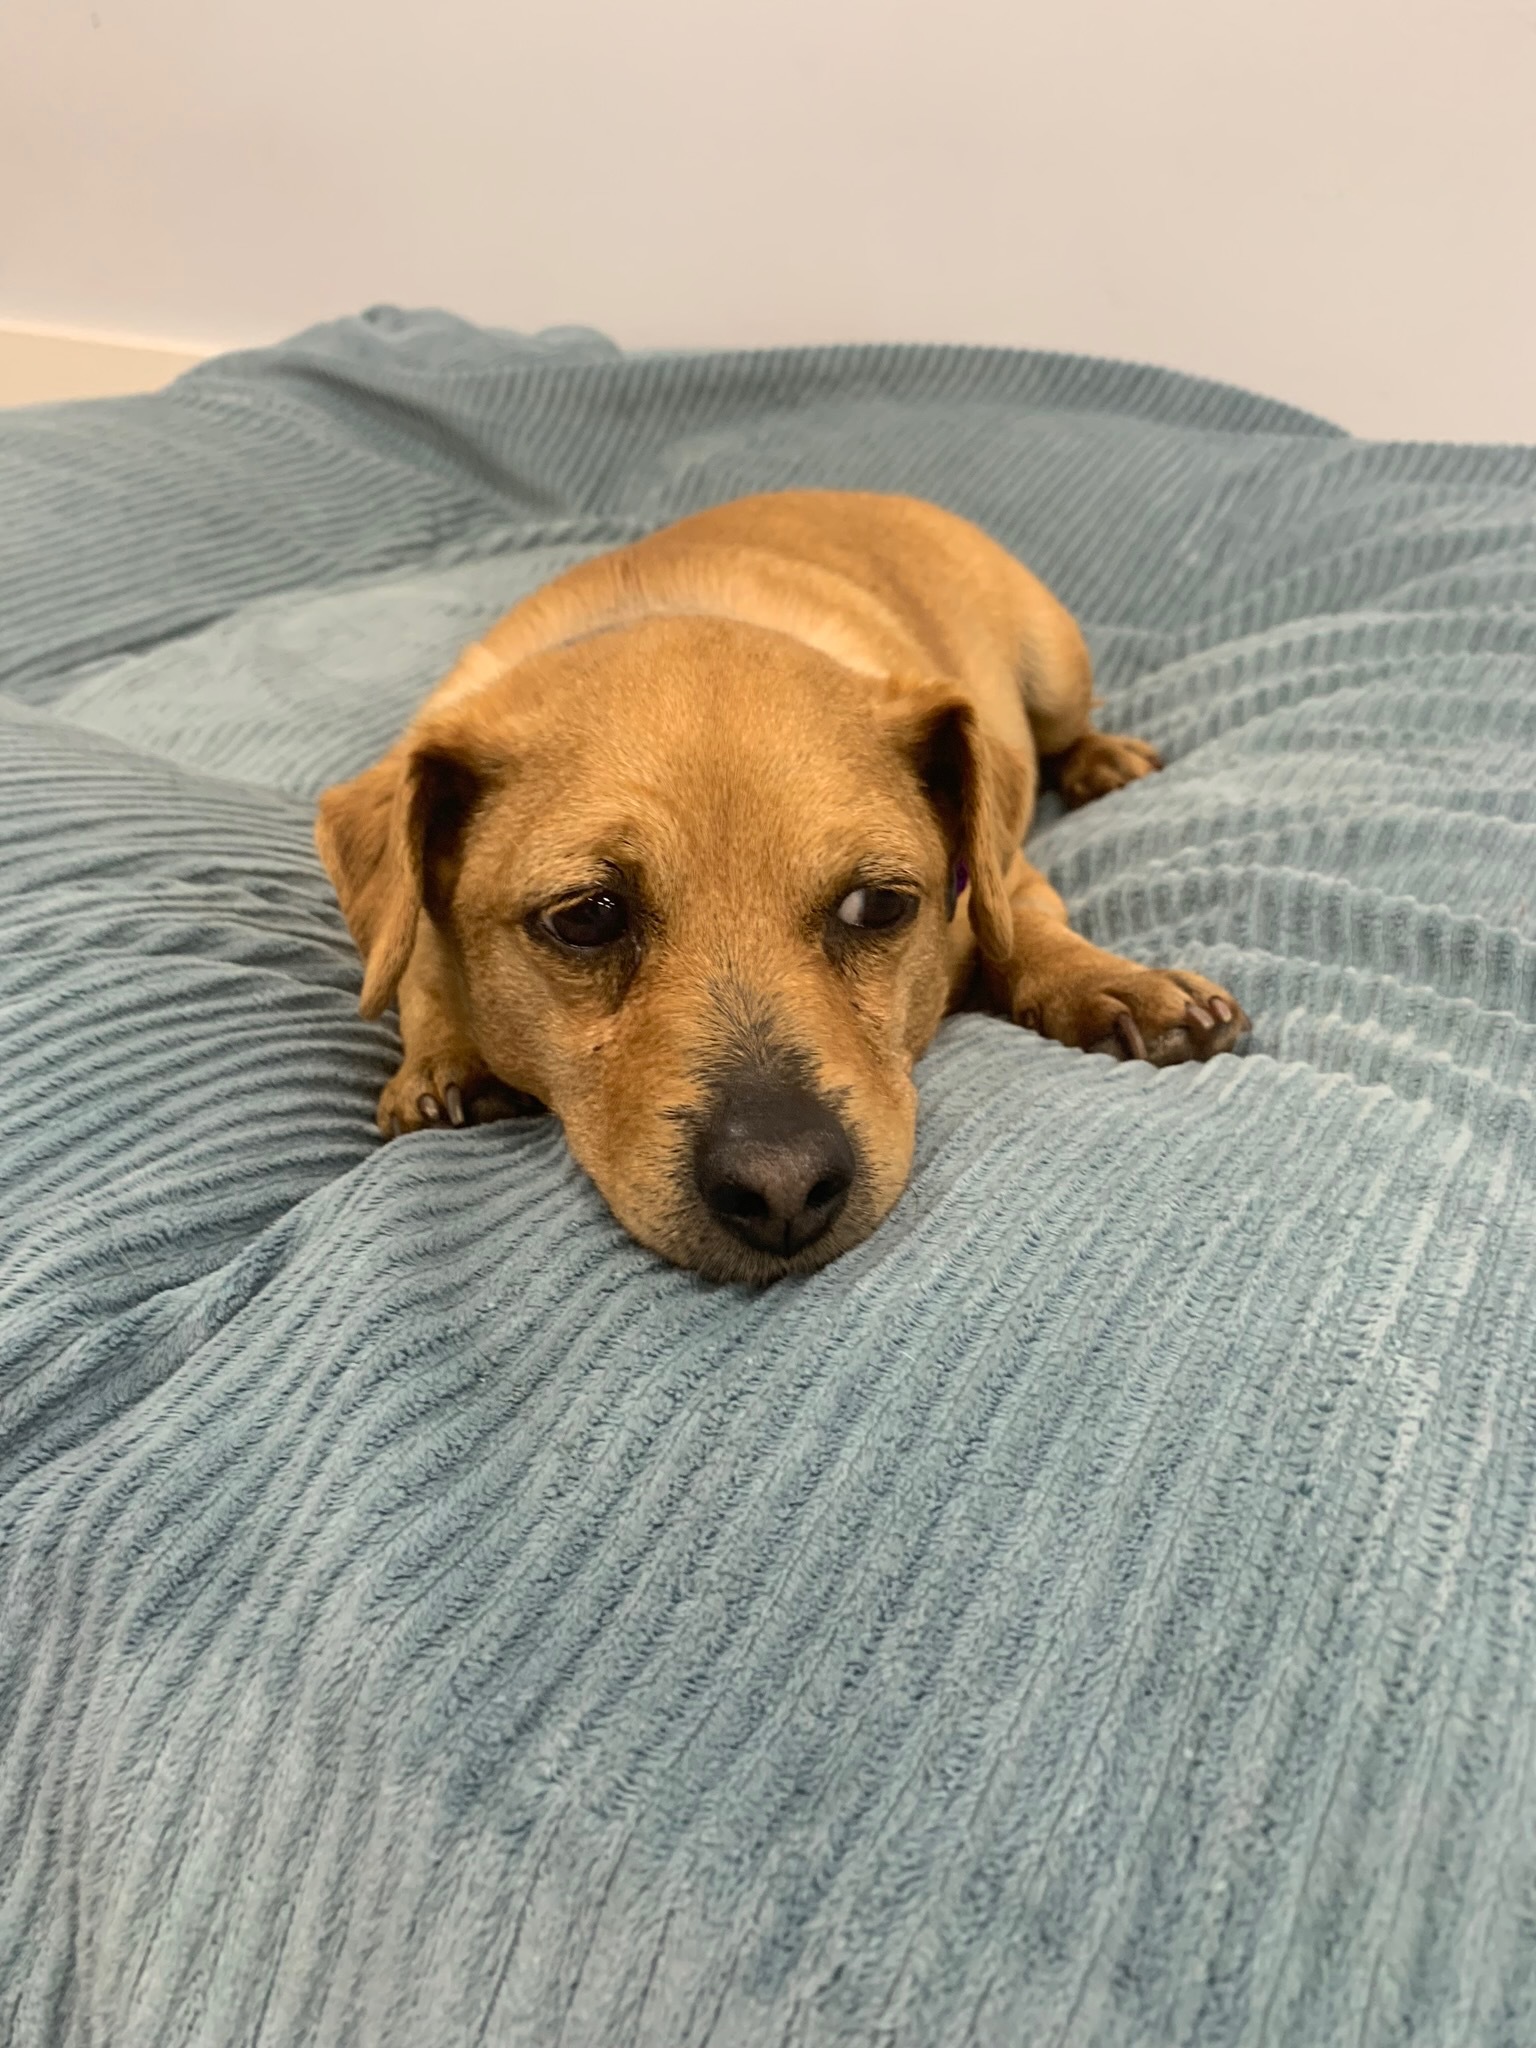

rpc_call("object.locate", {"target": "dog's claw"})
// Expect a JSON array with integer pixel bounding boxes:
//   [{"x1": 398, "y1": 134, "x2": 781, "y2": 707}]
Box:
[
  {"x1": 381, "y1": 1065, "x2": 541, "y2": 1138},
  {"x1": 1185, "y1": 1000, "x2": 1216, "y2": 1033},
  {"x1": 1113, "y1": 1011, "x2": 1148, "y2": 1061},
  {"x1": 1209, "y1": 996, "x2": 1233, "y2": 1024}
]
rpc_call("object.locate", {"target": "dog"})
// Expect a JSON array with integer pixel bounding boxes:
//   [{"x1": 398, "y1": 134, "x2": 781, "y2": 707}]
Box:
[{"x1": 316, "y1": 490, "x2": 1246, "y2": 1281}]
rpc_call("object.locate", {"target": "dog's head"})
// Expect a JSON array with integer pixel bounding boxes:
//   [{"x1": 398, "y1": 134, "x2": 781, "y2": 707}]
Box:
[{"x1": 318, "y1": 617, "x2": 1029, "y2": 1280}]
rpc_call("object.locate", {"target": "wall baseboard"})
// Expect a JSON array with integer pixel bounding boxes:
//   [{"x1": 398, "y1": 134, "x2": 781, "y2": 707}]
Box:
[{"x1": 0, "y1": 324, "x2": 209, "y2": 407}]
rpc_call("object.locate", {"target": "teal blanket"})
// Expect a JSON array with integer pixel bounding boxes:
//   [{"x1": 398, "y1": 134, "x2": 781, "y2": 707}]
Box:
[{"x1": 3, "y1": 310, "x2": 1535, "y2": 2047}]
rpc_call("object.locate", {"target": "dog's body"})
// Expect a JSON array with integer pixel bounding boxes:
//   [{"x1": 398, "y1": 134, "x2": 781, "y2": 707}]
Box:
[{"x1": 317, "y1": 491, "x2": 1245, "y2": 1279}]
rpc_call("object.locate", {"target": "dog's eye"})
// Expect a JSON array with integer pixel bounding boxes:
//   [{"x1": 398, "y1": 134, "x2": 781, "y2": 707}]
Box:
[
  {"x1": 835, "y1": 886, "x2": 918, "y2": 932},
  {"x1": 541, "y1": 890, "x2": 629, "y2": 949}
]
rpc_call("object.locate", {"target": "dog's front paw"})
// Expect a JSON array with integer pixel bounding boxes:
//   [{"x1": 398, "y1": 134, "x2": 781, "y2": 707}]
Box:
[
  {"x1": 1016, "y1": 964, "x2": 1248, "y2": 1067},
  {"x1": 377, "y1": 1056, "x2": 543, "y2": 1138}
]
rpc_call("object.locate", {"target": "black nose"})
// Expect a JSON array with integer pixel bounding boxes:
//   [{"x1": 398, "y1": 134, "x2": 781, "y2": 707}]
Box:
[{"x1": 694, "y1": 1081, "x2": 856, "y2": 1258}]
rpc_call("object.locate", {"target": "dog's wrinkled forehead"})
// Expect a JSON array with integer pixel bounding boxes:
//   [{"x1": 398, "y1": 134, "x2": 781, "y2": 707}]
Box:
[{"x1": 499, "y1": 623, "x2": 937, "y2": 900}]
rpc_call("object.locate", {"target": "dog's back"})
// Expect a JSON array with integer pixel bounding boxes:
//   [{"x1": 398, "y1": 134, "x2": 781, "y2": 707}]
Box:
[{"x1": 433, "y1": 490, "x2": 1092, "y2": 765}]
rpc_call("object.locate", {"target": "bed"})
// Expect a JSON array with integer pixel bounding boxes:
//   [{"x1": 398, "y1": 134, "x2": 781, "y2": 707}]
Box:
[{"x1": 2, "y1": 309, "x2": 1534, "y2": 2047}]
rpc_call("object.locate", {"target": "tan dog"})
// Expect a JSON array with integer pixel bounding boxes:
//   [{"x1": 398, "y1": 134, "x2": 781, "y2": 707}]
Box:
[{"x1": 317, "y1": 490, "x2": 1246, "y2": 1281}]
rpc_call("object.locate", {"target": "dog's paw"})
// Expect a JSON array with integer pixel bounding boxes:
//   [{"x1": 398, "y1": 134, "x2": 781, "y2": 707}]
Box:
[
  {"x1": 1056, "y1": 731, "x2": 1162, "y2": 809},
  {"x1": 1016, "y1": 964, "x2": 1248, "y2": 1067},
  {"x1": 377, "y1": 1056, "x2": 543, "y2": 1138}
]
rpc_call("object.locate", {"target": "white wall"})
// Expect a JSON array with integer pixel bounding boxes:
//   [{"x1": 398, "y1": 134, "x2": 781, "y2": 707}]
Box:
[{"x1": 3, "y1": 0, "x2": 1534, "y2": 440}]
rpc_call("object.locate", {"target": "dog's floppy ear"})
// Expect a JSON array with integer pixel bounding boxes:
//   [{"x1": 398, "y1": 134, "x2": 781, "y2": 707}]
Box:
[
  {"x1": 314, "y1": 739, "x2": 488, "y2": 1018},
  {"x1": 885, "y1": 684, "x2": 1030, "y2": 964}
]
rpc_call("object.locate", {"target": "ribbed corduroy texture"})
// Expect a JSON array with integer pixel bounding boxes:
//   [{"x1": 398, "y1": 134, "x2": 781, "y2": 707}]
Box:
[{"x1": 3, "y1": 308, "x2": 1535, "y2": 2048}]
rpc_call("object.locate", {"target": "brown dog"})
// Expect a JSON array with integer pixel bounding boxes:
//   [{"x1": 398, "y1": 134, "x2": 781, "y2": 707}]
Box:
[{"x1": 316, "y1": 490, "x2": 1246, "y2": 1281}]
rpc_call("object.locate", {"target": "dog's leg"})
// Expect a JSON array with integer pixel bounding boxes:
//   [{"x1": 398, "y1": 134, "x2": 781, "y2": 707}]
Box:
[
  {"x1": 376, "y1": 923, "x2": 536, "y2": 1136},
  {"x1": 980, "y1": 855, "x2": 1247, "y2": 1065},
  {"x1": 1013, "y1": 600, "x2": 1163, "y2": 810}
]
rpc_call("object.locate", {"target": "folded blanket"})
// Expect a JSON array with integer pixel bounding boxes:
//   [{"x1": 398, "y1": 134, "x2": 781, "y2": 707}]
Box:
[{"x1": 2, "y1": 308, "x2": 1534, "y2": 2048}]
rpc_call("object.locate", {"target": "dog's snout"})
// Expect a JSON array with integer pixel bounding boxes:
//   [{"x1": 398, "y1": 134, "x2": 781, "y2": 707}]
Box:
[{"x1": 695, "y1": 1082, "x2": 855, "y2": 1259}]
